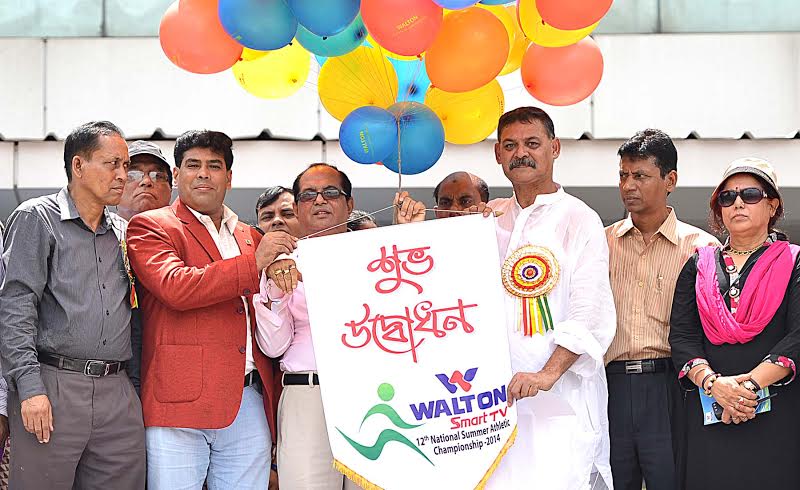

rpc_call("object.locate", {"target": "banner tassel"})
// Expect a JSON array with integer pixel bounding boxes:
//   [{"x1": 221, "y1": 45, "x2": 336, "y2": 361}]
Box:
[
  {"x1": 476, "y1": 425, "x2": 518, "y2": 490},
  {"x1": 334, "y1": 459, "x2": 383, "y2": 490}
]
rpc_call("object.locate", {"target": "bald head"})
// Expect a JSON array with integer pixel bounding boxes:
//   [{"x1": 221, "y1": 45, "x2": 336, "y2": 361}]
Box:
[{"x1": 433, "y1": 172, "x2": 489, "y2": 219}]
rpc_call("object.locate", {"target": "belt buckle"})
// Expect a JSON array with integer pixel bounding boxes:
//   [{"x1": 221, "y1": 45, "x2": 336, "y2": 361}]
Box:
[
  {"x1": 625, "y1": 361, "x2": 643, "y2": 374},
  {"x1": 84, "y1": 360, "x2": 109, "y2": 377}
]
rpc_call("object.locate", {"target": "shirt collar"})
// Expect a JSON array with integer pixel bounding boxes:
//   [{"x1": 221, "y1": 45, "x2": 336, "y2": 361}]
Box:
[
  {"x1": 615, "y1": 207, "x2": 679, "y2": 245},
  {"x1": 512, "y1": 185, "x2": 565, "y2": 212},
  {"x1": 57, "y1": 187, "x2": 80, "y2": 221},
  {"x1": 57, "y1": 187, "x2": 113, "y2": 233},
  {"x1": 187, "y1": 205, "x2": 239, "y2": 234}
]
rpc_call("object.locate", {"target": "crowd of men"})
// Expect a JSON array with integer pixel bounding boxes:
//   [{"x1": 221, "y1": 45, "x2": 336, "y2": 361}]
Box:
[{"x1": 0, "y1": 106, "x2": 727, "y2": 489}]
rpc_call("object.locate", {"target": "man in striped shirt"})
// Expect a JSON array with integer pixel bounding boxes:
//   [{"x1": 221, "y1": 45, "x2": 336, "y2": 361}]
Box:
[{"x1": 605, "y1": 129, "x2": 718, "y2": 490}]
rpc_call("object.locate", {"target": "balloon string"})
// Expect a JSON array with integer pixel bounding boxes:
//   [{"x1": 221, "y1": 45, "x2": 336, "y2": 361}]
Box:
[{"x1": 300, "y1": 203, "x2": 501, "y2": 240}]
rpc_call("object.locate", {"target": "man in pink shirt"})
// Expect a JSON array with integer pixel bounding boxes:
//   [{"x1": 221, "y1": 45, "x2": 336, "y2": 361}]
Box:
[{"x1": 252, "y1": 163, "x2": 359, "y2": 490}]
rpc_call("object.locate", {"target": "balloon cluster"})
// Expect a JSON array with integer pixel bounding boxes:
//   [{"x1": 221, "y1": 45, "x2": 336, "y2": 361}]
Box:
[{"x1": 160, "y1": 0, "x2": 612, "y2": 175}]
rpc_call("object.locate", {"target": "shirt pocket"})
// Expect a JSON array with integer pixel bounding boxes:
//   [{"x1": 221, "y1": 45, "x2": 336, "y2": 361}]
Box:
[{"x1": 153, "y1": 345, "x2": 203, "y2": 403}]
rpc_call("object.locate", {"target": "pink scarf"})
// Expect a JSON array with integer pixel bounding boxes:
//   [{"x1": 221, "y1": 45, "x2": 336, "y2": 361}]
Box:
[{"x1": 695, "y1": 241, "x2": 799, "y2": 345}]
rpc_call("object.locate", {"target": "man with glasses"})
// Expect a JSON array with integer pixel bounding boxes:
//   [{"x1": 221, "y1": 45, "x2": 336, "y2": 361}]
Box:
[
  {"x1": 117, "y1": 141, "x2": 173, "y2": 221},
  {"x1": 605, "y1": 129, "x2": 718, "y2": 490},
  {"x1": 126, "y1": 130, "x2": 283, "y2": 489},
  {"x1": 253, "y1": 163, "x2": 359, "y2": 490},
  {"x1": 116, "y1": 141, "x2": 174, "y2": 395}
]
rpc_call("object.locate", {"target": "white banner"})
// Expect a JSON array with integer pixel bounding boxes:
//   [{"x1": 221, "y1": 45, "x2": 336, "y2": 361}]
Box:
[{"x1": 299, "y1": 214, "x2": 517, "y2": 490}]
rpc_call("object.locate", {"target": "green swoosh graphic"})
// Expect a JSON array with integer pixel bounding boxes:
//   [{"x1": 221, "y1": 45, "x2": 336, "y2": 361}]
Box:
[
  {"x1": 360, "y1": 403, "x2": 423, "y2": 430},
  {"x1": 337, "y1": 428, "x2": 434, "y2": 466}
]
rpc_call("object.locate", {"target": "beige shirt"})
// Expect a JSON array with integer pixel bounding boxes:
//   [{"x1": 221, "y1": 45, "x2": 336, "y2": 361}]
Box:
[
  {"x1": 188, "y1": 205, "x2": 256, "y2": 375},
  {"x1": 605, "y1": 209, "x2": 719, "y2": 363}
]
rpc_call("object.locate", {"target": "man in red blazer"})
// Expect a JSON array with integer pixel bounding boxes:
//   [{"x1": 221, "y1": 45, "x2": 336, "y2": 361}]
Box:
[{"x1": 127, "y1": 130, "x2": 296, "y2": 489}]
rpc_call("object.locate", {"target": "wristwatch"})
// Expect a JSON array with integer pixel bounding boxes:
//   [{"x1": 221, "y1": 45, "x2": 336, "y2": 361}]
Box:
[{"x1": 742, "y1": 379, "x2": 760, "y2": 394}]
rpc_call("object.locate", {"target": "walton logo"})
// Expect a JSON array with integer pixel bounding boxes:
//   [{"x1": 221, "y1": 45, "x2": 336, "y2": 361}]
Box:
[
  {"x1": 435, "y1": 368, "x2": 478, "y2": 394},
  {"x1": 410, "y1": 367, "x2": 507, "y2": 422}
]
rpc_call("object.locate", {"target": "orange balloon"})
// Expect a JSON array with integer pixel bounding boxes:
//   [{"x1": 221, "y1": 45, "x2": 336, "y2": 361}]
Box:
[
  {"x1": 361, "y1": 0, "x2": 443, "y2": 57},
  {"x1": 537, "y1": 0, "x2": 613, "y2": 31},
  {"x1": 425, "y1": 7, "x2": 509, "y2": 93},
  {"x1": 521, "y1": 37, "x2": 603, "y2": 106},
  {"x1": 159, "y1": 0, "x2": 243, "y2": 74}
]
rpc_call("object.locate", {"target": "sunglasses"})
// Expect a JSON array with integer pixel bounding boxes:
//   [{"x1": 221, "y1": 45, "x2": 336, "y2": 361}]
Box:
[
  {"x1": 127, "y1": 170, "x2": 169, "y2": 183},
  {"x1": 296, "y1": 187, "x2": 348, "y2": 203},
  {"x1": 717, "y1": 187, "x2": 768, "y2": 208}
]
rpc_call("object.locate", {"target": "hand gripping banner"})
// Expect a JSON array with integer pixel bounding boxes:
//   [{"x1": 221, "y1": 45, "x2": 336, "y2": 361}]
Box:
[{"x1": 299, "y1": 215, "x2": 517, "y2": 489}]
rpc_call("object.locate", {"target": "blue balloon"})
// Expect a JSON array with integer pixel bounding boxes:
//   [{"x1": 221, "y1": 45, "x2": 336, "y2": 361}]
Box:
[
  {"x1": 340, "y1": 107, "x2": 398, "y2": 164},
  {"x1": 287, "y1": 0, "x2": 360, "y2": 37},
  {"x1": 219, "y1": 0, "x2": 297, "y2": 51},
  {"x1": 383, "y1": 102, "x2": 445, "y2": 175},
  {"x1": 390, "y1": 58, "x2": 431, "y2": 104},
  {"x1": 296, "y1": 14, "x2": 366, "y2": 57},
  {"x1": 433, "y1": 0, "x2": 480, "y2": 8},
  {"x1": 479, "y1": 0, "x2": 513, "y2": 4},
  {"x1": 315, "y1": 55, "x2": 327, "y2": 67}
]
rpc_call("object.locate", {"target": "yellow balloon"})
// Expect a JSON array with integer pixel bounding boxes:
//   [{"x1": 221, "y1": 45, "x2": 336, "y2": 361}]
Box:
[
  {"x1": 425, "y1": 80, "x2": 505, "y2": 145},
  {"x1": 318, "y1": 45, "x2": 399, "y2": 121},
  {"x1": 365, "y1": 33, "x2": 420, "y2": 61},
  {"x1": 233, "y1": 42, "x2": 310, "y2": 99},
  {"x1": 240, "y1": 47, "x2": 269, "y2": 61},
  {"x1": 518, "y1": 0, "x2": 598, "y2": 47},
  {"x1": 479, "y1": 4, "x2": 530, "y2": 75}
]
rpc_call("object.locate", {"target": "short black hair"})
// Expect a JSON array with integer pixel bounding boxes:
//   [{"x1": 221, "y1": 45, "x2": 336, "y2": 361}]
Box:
[
  {"x1": 497, "y1": 107, "x2": 555, "y2": 141},
  {"x1": 292, "y1": 163, "x2": 353, "y2": 202},
  {"x1": 174, "y1": 130, "x2": 234, "y2": 170},
  {"x1": 63, "y1": 121, "x2": 124, "y2": 181},
  {"x1": 617, "y1": 129, "x2": 677, "y2": 177},
  {"x1": 256, "y1": 186, "x2": 292, "y2": 215},
  {"x1": 347, "y1": 210, "x2": 376, "y2": 231},
  {"x1": 433, "y1": 172, "x2": 490, "y2": 203}
]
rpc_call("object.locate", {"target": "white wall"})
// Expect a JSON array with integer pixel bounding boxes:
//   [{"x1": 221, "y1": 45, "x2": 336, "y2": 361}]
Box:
[{"x1": 3, "y1": 34, "x2": 800, "y2": 141}]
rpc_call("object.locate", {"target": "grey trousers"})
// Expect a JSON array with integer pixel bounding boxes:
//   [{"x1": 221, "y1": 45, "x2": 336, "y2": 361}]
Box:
[{"x1": 8, "y1": 363, "x2": 145, "y2": 490}]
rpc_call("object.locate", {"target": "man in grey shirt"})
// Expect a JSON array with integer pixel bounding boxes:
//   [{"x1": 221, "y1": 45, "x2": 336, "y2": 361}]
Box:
[{"x1": 0, "y1": 121, "x2": 145, "y2": 489}]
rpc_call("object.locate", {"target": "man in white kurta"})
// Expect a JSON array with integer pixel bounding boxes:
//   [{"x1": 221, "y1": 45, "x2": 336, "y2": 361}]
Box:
[{"x1": 484, "y1": 107, "x2": 616, "y2": 489}]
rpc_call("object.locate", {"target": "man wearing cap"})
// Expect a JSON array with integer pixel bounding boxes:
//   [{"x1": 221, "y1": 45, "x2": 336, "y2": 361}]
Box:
[
  {"x1": 117, "y1": 140, "x2": 173, "y2": 222},
  {"x1": 0, "y1": 121, "x2": 145, "y2": 488},
  {"x1": 117, "y1": 141, "x2": 174, "y2": 394},
  {"x1": 605, "y1": 129, "x2": 718, "y2": 490}
]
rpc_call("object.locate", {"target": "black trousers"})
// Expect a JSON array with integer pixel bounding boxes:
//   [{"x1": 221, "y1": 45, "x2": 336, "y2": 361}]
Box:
[{"x1": 607, "y1": 360, "x2": 684, "y2": 490}]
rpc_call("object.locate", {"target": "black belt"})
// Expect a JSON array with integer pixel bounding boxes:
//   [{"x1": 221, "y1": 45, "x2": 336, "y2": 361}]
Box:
[
  {"x1": 38, "y1": 352, "x2": 126, "y2": 378},
  {"x1": 244, "y1": 370, "x2": 261, "y2": 388},
  {"x1": 282, "y1": 373, "x2": 319, "y2": 386},
  {"x1": 606, "y1": 358, "x2": 671, "y2": 375}
]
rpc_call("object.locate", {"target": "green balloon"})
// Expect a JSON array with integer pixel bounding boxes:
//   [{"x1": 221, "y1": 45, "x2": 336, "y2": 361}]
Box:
[{"x1": 296, "y1": 13, "x2": 366, "y2": 57}]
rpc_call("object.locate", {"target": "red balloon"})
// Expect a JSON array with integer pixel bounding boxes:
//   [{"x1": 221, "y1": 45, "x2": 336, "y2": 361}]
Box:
[
  {"x1": 521, "y1": 37, "x2": 603, "y2": 106},
  {"x1": 361, "y1": 0, "x2": 443, "y2": 56},
  {"x1": 159, "y1": 0, "x2": 243, "y2": 74},
  {"x1": 537, "y1": 0, "x2": 613, "y2": 31}
]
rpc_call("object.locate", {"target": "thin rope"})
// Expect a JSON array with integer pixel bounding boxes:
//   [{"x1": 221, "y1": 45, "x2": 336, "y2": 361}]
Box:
[{"x1": 300, "y1": 203, "x2": 501, "y2": 240}]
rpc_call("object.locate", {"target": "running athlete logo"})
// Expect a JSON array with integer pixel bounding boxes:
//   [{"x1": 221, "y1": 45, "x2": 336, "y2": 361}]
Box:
[
  {"x1": 435, "y1": 367, "x2": 478, "y2": 394},
  {"x1": 337, "y1": 383, "x2": 433, "y2": 465}
]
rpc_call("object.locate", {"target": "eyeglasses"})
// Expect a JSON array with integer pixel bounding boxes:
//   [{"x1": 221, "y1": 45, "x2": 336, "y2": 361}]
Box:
[
  {"x1": 296, "y1": 187, "x2": 348, "y2": 203},
  {"x1": 717, "y1": 187, "x2": 768, "y2": 208},
  {"x1": 127, "y1": 170, "x2": 169, "y2": 183}
]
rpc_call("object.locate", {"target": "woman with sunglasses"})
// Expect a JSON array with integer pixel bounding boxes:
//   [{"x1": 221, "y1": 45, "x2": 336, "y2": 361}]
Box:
[{"x1": 669, "y1": 158, "x2": 800, "y2": 488}]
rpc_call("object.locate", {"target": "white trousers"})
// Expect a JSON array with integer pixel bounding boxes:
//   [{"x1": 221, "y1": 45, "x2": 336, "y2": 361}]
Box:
[{"x1": 277, "y1": 381, "x2": 360, "y2": 490}]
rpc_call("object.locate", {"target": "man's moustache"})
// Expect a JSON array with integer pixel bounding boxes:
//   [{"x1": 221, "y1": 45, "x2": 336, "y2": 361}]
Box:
[{"x1": 509, "y1": 158, "x2": 537, "y2": 169}]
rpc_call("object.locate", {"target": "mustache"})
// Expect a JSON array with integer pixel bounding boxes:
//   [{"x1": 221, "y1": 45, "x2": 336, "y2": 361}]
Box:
[{"x1": 509, "y1": 157, "x2": 537, "y2": 169}]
